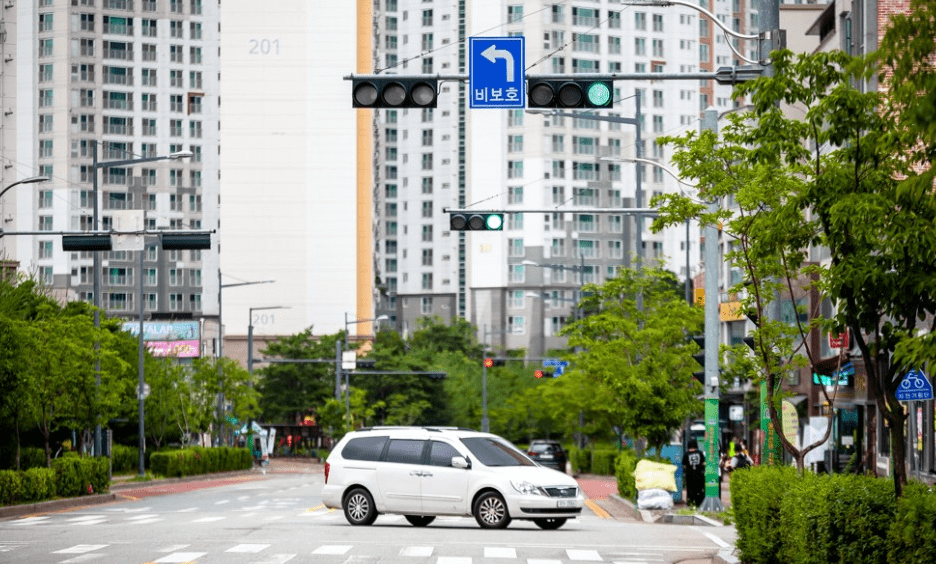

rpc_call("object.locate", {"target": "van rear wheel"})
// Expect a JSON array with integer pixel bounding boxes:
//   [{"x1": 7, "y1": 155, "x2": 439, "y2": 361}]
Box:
[{"x1": 343, "y1": 487, "x2": 377, "y2": 526}]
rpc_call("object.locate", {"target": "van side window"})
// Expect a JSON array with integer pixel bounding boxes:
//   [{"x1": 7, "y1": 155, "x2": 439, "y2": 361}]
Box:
[
  {"x1": 341, "y1": 436, "x2": 388, "y2": 461},
  {"x1": 385, "y1": 439, "x2": 426, "y2": 464},
  {"x1": 428, "y1": 441, "x2": 461, "y2": 467}
]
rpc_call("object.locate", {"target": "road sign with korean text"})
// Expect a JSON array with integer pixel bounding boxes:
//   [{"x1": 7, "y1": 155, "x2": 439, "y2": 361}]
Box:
[{"x1": 469, "y1": 37, "x2": 525, "y2": 108}]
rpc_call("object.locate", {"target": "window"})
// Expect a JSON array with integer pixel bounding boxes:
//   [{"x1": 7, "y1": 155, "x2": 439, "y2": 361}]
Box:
[
  {"x1": 421, "y1": 249, "x2": 433, "y2": 266},
  {"x1": 170, "y1": 70, "x2": 183, "y2": 88},
  {"x1": 653, "y1": 14, "x2": 664, "y2": 32},
  {"x1": 170, "y1": 119, "x2": 183, "y2": 137},
  {"x1": 141, "y1": 68, "x2": 157, "y2": 86},
  {"x1": 421, "y1": 178, "x2": 432, "y2": 194},
  {"x1": 635, "y1": 12, "x2": 647, "y2": 30},
  {"x1": 39, "y1": 114, "x2": 53, "y2": 133},
  {"x1": 39, "y1": 139, "x2": 53, "y2": 158},
  {"x1": 190, "y1": 71, "x2": 202, "y2": 89},
  {"x1": 39, "y1": 89, "x2": 53, "y2": 107},
  {"x1": 39, "y1": 13, "x2": 53, "y2": 31},
  {"x1": 652, "y1": 39, "x2": 664, "y2": 57},
  {"x1": 422, "y1": 9, "x2": 433, "y2": 26},
  {"x1": 508, "y1": 186, "x2": 523, "y2": 204},
  {"x1": 508, "y1": 135, "x2": 523, "y2": 153},
  {"x1": 141, "y1": 43, "x2": 157, "y2": 61},
  {"x1": 421, "y1": 273, "x2": 433, "y2": 290},
  {"x1": 191, "y1": 0, "x2": 202, "y2": 15},
  {"x1": 421, "y1": 225, "x2": 433, "y2": 242},
  {"x1": 508, "y1": 290, "x2": 525, "y2": 309},
  {"x1": 507, "y1": 161, "x2": 523, "y2": 179},
  {"x1": 508, "y1": 238, "x2": 524, "y2": 257},
  {"x1": 190, "y1": 22, "x2": 202, "y2": 40},
  {"x1": 421, "y1": 201, "x2": 433, "y2": 218},
  {"x1": 421, "y1": 129, "x2": 432, "y2": 146},
  {"x1": 609, "y1": 11, "x2": 621, "y2": 29},
  {"x1": 39, "y1": 64, "x2": 53, "y2": 82},
  {"x1": 386, "y1": 439, "x2": 425, "y2": 464},
  {"x1": 39, "y1": 39, "x2": 53, "y2": 57},
  {"x1": 508, "y1": 316, "x2": 526, "y2": 335},
  {"x1": 420, "y1": 296, "x2": 433, "y2": 314},
  {"x1": 509, "y1": 264, "x2": 525, "y2": 283},
  {"x1": 507, "y1": 5, "x2": 523, "y2": 22},
  {"x1": 189, "y1": 121, "x2": 203, "y2": 138},
  {"x1": 38, "y1": 240, "x2": 53, "y2": 259},
  {"x1": 190, "y1": 47, "x2": 202, "y2": 65},
  {"x1": 635, "y1": 38, "x2": 646, "y2": 57},
  {"x1": 170, "y1": 45, "x2": 183, "y2": 63}
]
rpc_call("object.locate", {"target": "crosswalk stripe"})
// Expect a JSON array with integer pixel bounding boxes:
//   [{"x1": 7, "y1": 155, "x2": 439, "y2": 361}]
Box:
[
  {"x1": 567, "y1": 549, "x2": 603, "y2": 561},
  {"x1": 154, "y1": 551, "x2": 207, "y2": 562},
  {"x1": 485, "y1": 547, "x2": 517, "y2": 559},
  {"x1": 226, "y1": 544, "x2": 271, "y2": 553},
  {"x1": 53, "y1": 545, "x2": 108, "y2": 554},
  {"x1": 312, "y1": 545, "x2": 352, "y2": 555}
]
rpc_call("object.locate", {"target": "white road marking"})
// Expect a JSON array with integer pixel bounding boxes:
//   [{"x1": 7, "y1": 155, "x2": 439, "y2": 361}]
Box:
[
  {"x1": 158, "y1": 545, "x2": 191, "y2": 552},
  {"x1": 191, "y1": 516, "x2": 226, "y2": 523},
  {"x1": 567, "y1": 549, "x2": 603, "y2": 561},
  {"x1": 400, "y1": 546, "x2": 434, "y2": 557},
  {"x1": 250, "y1": 555, "x2": 297, "y2": 564},
  {"x1": 485, "y1": 547, "x2": 517, "y2": 558},
  {"x1": 227, "y1": 543, "x2": 271, "y2": 553},
  {"x1": 312, "y1": 545, "x2": 352, "y2": 555},
  {"x1": 692, "y1": 527, "x2": 732, "y2": 548},
  {"x1": 155, "y1": 552, "x2": 208, "y2": 562},
  {"x1": 53, "y1": 545, "x2": 108, "y2": 554},
  {"x1": 10, "y1": 516, "x2": 50, "y2": 526}
]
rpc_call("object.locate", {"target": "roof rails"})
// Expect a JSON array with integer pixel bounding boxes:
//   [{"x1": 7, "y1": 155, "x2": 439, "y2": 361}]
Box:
[{"x1": 356, "y1": 426, "x2": 478, "y2": 433}]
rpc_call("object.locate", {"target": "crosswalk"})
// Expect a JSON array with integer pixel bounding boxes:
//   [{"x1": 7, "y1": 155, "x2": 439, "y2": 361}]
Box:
[{"x1": 0, "y1": 541, "x2": 681, "y2": 564}]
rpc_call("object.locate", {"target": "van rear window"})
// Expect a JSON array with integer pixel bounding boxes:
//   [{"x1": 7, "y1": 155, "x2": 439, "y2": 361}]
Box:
[{"x1": 341, "y1": 436, "x2": 388, "y2": 461}]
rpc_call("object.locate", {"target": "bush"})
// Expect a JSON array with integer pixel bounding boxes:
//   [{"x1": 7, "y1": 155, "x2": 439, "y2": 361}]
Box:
[
  {"x1": 150, "y1": 447, "x2": 252, "y2": 478},
  {"x1": 731, "y1": 465, "x2": 798, "y2": 564},
  {"x1": 52, "y1": 456, "x2": 109, "y2": 497},
  {"x1": 0, "y1": 470, "x2": 22, "y2": 505},
  {"x1": 591, "y1": 449, "x2": 618, "y2": 475},
  {"x1": 889, "y1": 482, "x2": 936, "y2": 564},
  {"x1": 20, "y1": 468, "x2": 56, "y2": 502},
  {"x1": 614, "y1": 448, "x2": 637, "y2": 500},
  {"x1": 568, "y1": 446, "x2": 591, "y2": 474},
  {"x1": 111, "y1": 444, "x2": 138, "y2": 474}
]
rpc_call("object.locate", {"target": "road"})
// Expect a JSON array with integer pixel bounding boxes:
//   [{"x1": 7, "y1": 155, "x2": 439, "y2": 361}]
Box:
[{"x1": 0, "y1": 463, "x2": 736, "y2": 564}]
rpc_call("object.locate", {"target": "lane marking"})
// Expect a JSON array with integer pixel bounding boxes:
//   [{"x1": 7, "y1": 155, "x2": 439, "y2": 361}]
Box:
[
  {"x1": 585, "y1": 499, "x2": 611, "y2": 519},
  {"x1": 312, "y1": 545, "x2": 352, "y2": 555},
  {"x1": 567, "y1": 549, "x2": 603, "y2": 561},
  {"x1": 485, "y1": 547, "x2": 517, "y2": 558}
]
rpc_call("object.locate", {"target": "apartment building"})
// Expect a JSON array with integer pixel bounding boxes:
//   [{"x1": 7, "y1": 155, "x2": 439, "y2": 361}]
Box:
[
  {"x1": 370, "y1": 0, "x2": 746, "y2": 354},
  {"x1": 1, "y1": 0, "x2": 219, "y2": 336}
]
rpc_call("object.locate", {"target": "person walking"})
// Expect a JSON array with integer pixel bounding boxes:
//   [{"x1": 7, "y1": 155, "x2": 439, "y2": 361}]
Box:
[{"x1": 682, "y1": 439, "x2": 706, "y2": 508}]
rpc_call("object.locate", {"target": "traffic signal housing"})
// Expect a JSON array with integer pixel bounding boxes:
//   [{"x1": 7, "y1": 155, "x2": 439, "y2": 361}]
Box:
[
  {"x1": 534, "y1": 369, "x2": 544, "y2": 379},
  {"x1": 352, "y1": 77, "x2": 438, "y2": 109},
  {"x1": 691, "y1": 335, "x2": 705, "y2": 384},
  {"x1": 484, "y1": 357, "x2": 506, "y2": 368},
  {"x1": 62, "y1": 234, "x2": 112, "y2": 252},
  {"x1": 527, "y1": 79, "x2": 613, "y2": 108},
  {"x1": 450, "y1": 212, "x2": 504, "y2": 231}
]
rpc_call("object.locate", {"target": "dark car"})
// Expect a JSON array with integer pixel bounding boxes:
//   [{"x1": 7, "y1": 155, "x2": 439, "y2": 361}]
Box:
[{"x1": 527, "y1": 440, "x2": 567, "y2": 473}]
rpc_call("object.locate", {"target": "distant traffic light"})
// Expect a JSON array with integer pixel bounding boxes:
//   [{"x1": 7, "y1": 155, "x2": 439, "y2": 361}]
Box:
[
  {"x1": 484, "y1": 358, "x2": 494, "y2": 368},
  {"x1": 527, "y1": 79, "x2": 613, "y2": 108},
  {"x1": 534, "y1": 370, "x2": 544, "y2": 379},
  {"x1": 62, "y1": 234, "x2": 112, "y2": 252},
  {"x1": 449, "y1": 212, "x2": 504, "y2": 231},
  {"x1": 534, "y1": 368, "x2": 554, "y2": 379},
  {"x1": 352, "y1": 77, "x2": 438, "y2": 109},
  {"x1": 691, "y1": 335, "x2": 705, "y2": 384},
  {"x1": 161, "y1": 233, "x2": 211, "y2": 250}
]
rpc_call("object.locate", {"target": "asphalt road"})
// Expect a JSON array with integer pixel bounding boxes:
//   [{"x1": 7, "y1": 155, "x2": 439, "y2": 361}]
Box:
[{"x1": 0, "y1": 459, "x2": 738, "y2": 564}]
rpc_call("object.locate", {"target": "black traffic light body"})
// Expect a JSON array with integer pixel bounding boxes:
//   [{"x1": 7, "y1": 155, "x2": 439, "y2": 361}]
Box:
[
  {"x1": 691, "y1": 335, "x2": 705, "y2": 384},
  {"x1": 161, "y1": 233, "x2": 211, "y2": 250},
  {"x1": 450, "y1": 212, "x2": 504, "y2": 231},
  {"x1": 62, "y1": 234, "x2": 112, "y2": 252},
  {"x1": 352, "y1": 77, "x2": 438, "y2": 109},
  {"x1": 528, "y1": 79, "x2": 613, "y2": 108},
  {"x1": 483, "y1": 358, "x2": 506, "y2": 368}
]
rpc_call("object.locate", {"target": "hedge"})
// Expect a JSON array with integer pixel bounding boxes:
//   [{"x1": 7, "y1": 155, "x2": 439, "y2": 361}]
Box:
[
  {"x1": 614, "y1": 448, "x2": 638, "y2": 500},
  {"x1": 149, "y1": 446, "x2": 252, "y2": 478},
  {"x1": 733, "y1": 466, "x2": 936, "y2": 564},
  {"x1": 0, "y1": 456, "x2": 108, "y2": 506}
]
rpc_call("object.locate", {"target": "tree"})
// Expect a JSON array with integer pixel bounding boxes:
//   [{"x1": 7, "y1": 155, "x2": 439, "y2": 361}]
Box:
[
  {"x1": 655, "y1": 45, "x2": 936, "y2": 495},
  {"x1": 257, "y1": 329, "x2": 339, "y2": 424},
  {"x1": 559, "y1": 263, "x2": 704, "y2": 454}
]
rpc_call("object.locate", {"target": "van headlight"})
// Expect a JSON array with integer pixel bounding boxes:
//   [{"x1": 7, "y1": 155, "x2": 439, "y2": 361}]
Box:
[{"x1": 511, "y1": 481, "x2": 545, "y2": 496}]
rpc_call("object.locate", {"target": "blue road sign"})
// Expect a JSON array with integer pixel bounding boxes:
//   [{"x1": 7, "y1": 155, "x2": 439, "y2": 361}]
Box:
[
  {"x1": 469, "y1": 37, "x2": 525, "y2": 109},
  {"x1": 896, "y1": 369, "x2": 934, "y2": 401},
  {"x1": 543, "y1": 358, "x2": 569, "y2": 377}
]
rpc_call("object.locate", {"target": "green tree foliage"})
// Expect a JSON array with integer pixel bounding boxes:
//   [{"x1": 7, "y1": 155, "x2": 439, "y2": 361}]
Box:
[
  {"x1": 654, "y1": 41, "x2": 936, "y2": 493},
  {"x1": 257, "y1": 329, "x2": 341, "y2": 424},
  {"x1": 559, "y1": 263, "x2": 703, "y2": 453}
]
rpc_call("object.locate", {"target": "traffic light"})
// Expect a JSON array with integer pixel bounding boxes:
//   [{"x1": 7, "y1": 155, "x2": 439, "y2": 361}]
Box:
[
  {"x1": 352, "y1": 77, "x2": 438, "y2": 109},
  {"x1": 161, "y1": 233, "x2": 211, "y2": 250},
  {"x1": 484, "y1": 357, "x2": 506, "y2": 368},
  {"x1": 534, "y1": 369, "x2": 544, "y2": 379},
  {"x1": 691, "y1": 335, "x2": 705, "y2": 384},
  {"x1": 449, "y1": 212, "x2": 504, "y2": 231},
  {"x1": 527, "y1": 79, "x2": 613, "y2": 108},
  {"x1": 62, "y1": 234, "x2": 112, "y2": 252}
]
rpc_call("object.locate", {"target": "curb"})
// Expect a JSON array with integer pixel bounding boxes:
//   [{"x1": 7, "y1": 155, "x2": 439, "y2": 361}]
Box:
[{"x1": 0, "y1": 493, "x2": 119, "y2": 520}]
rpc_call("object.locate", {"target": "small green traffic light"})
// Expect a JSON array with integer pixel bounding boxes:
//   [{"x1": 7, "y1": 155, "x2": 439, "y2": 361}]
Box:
[
  {"x1": 485, "y1": 214, "x2": 504, "y2": 230},
  {"x1": 449, "y1": 212, "x2": 504, "y2": 231},
  {"x1": 587, "y1": 82, "x2": 611, "y2": 107}
]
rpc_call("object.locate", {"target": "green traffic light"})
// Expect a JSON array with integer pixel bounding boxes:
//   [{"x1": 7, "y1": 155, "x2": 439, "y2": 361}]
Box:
[
  {"x1": 485, "y1": 214, "x2": 504, "y2": 230},
  {"x1": 587, "y1": 82, "x2": 611, "y2": 107}
]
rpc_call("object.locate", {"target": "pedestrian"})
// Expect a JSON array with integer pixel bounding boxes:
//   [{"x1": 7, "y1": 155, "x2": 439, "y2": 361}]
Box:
[{"x1": 682, "y1": 439, "x2": 706, "y2": 508}]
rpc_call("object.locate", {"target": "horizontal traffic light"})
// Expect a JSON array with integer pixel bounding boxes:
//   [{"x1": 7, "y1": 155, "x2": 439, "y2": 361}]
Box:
[
  {"x1": 62, "y1": 234, "x2": 112, "y2": 252},
  {"x1": 161, "y1": 233, "x2": 211, "y2": 250},
  {"x1": 352, "y1": 77, "x2": 438, "y2": 109},
  {"x1": 450, "y1": 212, "x2": 504, "y2": 231},
  {"x1": 528, "y1": 79, "x2": 613, "y2": 108}
]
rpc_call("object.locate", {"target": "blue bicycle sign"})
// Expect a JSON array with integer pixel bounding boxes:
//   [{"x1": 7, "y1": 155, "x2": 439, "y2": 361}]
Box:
[{"x1": 895, "y1": 369, "x2": 934, "y2": 401}]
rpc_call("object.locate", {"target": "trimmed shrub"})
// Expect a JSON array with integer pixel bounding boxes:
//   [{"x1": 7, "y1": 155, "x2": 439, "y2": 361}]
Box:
[
  {"x1": 150, "y1": 447, "x2": 252, "y2": 478},
  {"x1": 889, "y1": 482, "x2": 936, "y2": 564},
  {"x1": 591, "y1": 449, "x2": 618, "y2": 476},
  {"x1": 731, "y1": 464, "x2": 798, "y2": 564},
  {"x1": 111, "y1": 444, "x2": 138, "y2": 474},
  {"x1": 568, "y1": 446, "x2": 591, "y2": 474},
  {"x1": 20, "y1": 467, "x2": 56, "y2": 502},
  {"x1": 0, "y1": 470, "x2": 22, "y2": 505},
  {"x1": 826, "y1": 474, "x2": 895, "y2": 564},
  {"x1": 52, "y1": 456, "x2": 109, "y2": 497},
  {"x1": 779, "y1": 471, "x2": 833, "y2": 564},
  {"x1": 614, "y1": 448, "x2": 638, "y2": 500}
]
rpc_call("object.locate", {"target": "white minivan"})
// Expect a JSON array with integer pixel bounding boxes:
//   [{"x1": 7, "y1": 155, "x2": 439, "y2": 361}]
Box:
[{"x1": 321, "y1": 426, "x2": 584, "y2": 529}]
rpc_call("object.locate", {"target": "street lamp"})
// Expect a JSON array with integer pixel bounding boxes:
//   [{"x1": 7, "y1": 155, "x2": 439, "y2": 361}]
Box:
[
  {"x1": 246, "y1": 305, "x2": 289, "y2": 450},
  {"x1": 95, "y1": 147, "x2": 191, "y2": 457},
  {"x1": 343, "y1": 314, "x2": 389, "y2": 419},
  {"x1": 0, "y1": 176, "x2": 50, "y2": 254},
  {"x1": 217, "y1": 275, "x2": 275, "y2": 446}
]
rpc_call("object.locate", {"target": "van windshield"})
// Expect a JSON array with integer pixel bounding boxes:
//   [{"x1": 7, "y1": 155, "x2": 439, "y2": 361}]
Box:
[{"x1": 460, "y1": 437, "x2": 536, "y2": 467}]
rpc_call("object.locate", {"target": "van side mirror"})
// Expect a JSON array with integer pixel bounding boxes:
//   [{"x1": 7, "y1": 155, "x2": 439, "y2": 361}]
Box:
[{"x1": 452, "y1": 456, "x2": 470, "y2": 469}]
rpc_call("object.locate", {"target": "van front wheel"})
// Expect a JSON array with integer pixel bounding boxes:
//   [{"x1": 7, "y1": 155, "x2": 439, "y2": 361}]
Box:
[{"x1": 473, "y1": 491, "x2": 511, "y2": 529}]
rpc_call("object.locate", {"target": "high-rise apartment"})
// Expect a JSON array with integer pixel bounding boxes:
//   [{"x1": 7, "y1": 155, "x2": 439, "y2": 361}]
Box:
[
  {"x1": 1, "y1": 0, "x2": 219, "y2": 333},
  {"x1": 370, "y1": 1, "x2": 747, "y2": 353}
]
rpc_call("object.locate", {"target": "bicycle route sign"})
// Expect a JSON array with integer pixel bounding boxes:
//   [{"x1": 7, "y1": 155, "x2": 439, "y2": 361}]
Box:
[{"x1": 895, "y1": 369, "x2": 934, "y2": 401}]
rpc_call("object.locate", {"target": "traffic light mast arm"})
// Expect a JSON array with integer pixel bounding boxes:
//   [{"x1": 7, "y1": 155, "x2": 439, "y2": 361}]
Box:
[
  {"x1": 444, "y1": 207, "x2": 658, "y2": 216},
  {"x1": 346, "y1": 70, "x2": 761, "y2": 85}
]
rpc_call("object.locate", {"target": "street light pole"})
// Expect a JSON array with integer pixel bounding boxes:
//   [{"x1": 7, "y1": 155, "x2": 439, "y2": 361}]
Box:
[
  {"x1": 93, "y1": 146, "x2": 191, "y2": 457},
  {"x1": 343, "y1": 314, "x2": 389, "y2": 421},
  {"x1": 217, "y1": 276, "x2": 275, "y2": 446}
]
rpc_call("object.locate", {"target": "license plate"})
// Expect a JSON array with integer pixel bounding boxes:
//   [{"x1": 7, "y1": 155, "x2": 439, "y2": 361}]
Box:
[{"x1": 557, "y1": 499, "x2": 575, "y2": 508}]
